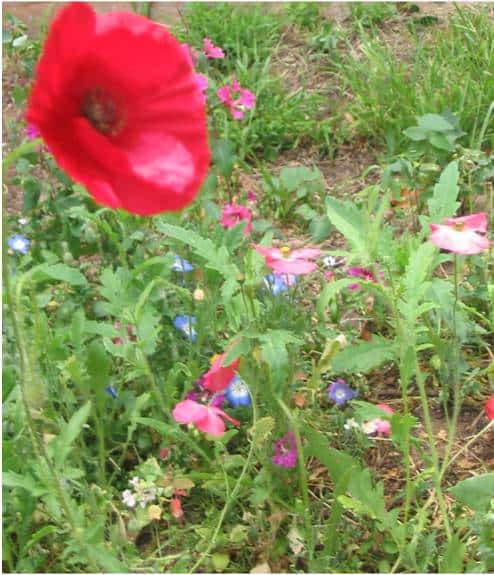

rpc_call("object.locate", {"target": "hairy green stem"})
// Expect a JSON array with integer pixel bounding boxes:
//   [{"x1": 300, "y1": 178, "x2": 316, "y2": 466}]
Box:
[{"x1": 190, "y1": 395, "x2": 257, "y2": 573}]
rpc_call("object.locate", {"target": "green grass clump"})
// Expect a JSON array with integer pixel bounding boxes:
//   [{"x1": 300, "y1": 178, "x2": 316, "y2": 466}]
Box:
[{"x1": 330, "y1": 6, "x2": 494, "y2": 154}]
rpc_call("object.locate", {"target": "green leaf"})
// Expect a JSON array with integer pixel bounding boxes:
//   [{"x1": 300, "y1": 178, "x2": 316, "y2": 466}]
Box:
[
  {"x1": 331, "y1": 337, "x2": 397, "y2": 374},
  {"x1": 212, "y1": 552, "x2": 230, "y2": 571},
  {"x1": 429, "y1": 132, "x2": 454, "y2": 151},
  {"x1": 417, "y1": 113, "x2": 454, "y2": 132},
  {"x1": 309, "y1": 214, "x2": 332, "y2": 242},
  {"x1": 259, "y1": 330, "x2": 302, "y2": 375},
  {"x1": 303, "y1": 426, "x2": 359, "y2": 485},
  {"x1": 212, "y1": 138, "x2": 236, "y2": 179},
  {"x1": 326, "y1": 197, "x2": 368, "y2": 257},
  {"x1": 222, "y1": 337, "x2": 251, "y2": 365},
  {"x1": 450, "y1": 473, "x2": 494, "y2": 513},
  {"x1": 51, "y1": 401, "x2": 92, "y2": 466},
  {"x1": 91, "y1": 545, "x2": 129, "y2": 573},
  {"x1": 2, "y1": 471, "x2": 47, "y2": 496},
  {"x1": 35, "y1": 263, "x2": 88, "y2": 287},
  {"x1": 156, "y1": 222, "x2": 239, "y2": 279},
  {"x1": 317, "y1": 278, "x2": 356, "y2": 319},
  {"x1": 427, "y1": 160, "x2": 460, "y2": 222},
  {"x1": 404, "y1": 126, "x2": 427, "y2": 141},
  {"x1": 439, "y1": 534, "x2": 465, "y2": 573}
]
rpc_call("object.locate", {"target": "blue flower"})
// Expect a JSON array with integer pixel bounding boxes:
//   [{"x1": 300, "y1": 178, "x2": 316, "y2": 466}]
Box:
[
  {"x1": 327, "y1": 379, "x2": 357, "y2": 406},
  {"x1": 8, "y1": 234, "x2": 30, "y2": 254},
  {"x1": 171, "y1": 256, "x2": 194, "y2": 273},
  {"x1": 263, "y1": 273, "x2": 297, "y2": 296},
  {"x1": 225, "y1": 375, "x2": 251, "y2": 408},
  {"x1": 105, "y1": 385, "x2": 118, "y2": 399},
  {"x1": 173, "y1": 315, "x2": 197, "y2": 343}
]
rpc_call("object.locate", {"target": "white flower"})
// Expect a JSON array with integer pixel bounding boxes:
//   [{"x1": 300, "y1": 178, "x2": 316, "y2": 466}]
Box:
[
  {"x1": 122, "y1": 489, "x2": 136, "y2": 508},
  {"x1": 362, "y1": 420, "x2": 378, "y2": 435},
  {"x1": 129, "y1": 477, "x2": 140, "y2": 488},
  {"x1": 344, "y1": 418, "x2": 361, "y2": 431}
]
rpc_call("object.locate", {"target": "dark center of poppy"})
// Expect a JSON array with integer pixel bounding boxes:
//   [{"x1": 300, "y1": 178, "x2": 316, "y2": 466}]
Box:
[
  {"x1": 453, "y1": 222, "x2": 464, "y2": 231},
  {"x1": 81, "y1": 87, "x2": 125, "y2": 136}
]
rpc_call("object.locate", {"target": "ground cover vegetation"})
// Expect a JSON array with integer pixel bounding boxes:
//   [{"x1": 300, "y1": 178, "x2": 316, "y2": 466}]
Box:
[{"x1": 2, "y1": 2, "x2": 494, "y2": 573}]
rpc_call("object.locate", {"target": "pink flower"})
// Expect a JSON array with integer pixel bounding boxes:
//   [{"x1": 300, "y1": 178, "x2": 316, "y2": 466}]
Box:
[
  {"x1": 486, "y1": 396, "x2": 494, "y2": 421},
  {"x1": 26, "y1": 123, "x2": 40, "y2": 140},
  {"x1": 170, "y1": 497, "x2": 183, "y2": 519},
  {"x1": 430, "y1": 213, "x2": 489, "y2": 255},
  {"x1": 221, "y1": 203, "x2": 252, "y2": 235},
  {"x1": 172, "y1": 399, "x2": 240, "y2": 436},
  {"x1": 181, "y1": 43, "x2": 197, "y2": 67},
  {"x1": 247, "y1": 191, "x2": 257, "y2": 204},
  {"x1": 254, "y1": 244, "x2": 321, "y2": 275},
  {"x1": 346, "y1": 266, "x2": 383, "y2": 291},
  {"x1": 363, "y1": 403, "x2": 394, "y2": 436},
  {"x1": 203, "y1": 353, "x2": 240, "y2": 393},
  {"x1": 272, "y1": 432, "x2": 298, "y2": 468},
  {"x1": 325, "y1": 270, "x2": 335, "y2": 281},
  {"x1": 203, "y1": 37, "x2": 224, "y2": 59},
  {"x1": 195, "y1": 73, "x2": 208, "y2": 93},
  {"x1": 217, "y1": 77, "x2": 255, "y2": 120}
]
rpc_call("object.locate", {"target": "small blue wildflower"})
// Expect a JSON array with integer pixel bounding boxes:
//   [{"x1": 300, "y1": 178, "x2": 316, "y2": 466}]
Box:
[
  {"x1": 225, "y1": 375, "x2": 251, "y2": 408},
  {"x1": 172, "y1": 256, "x2": 194, "y2": 273},
  {"x1": 327, "y1": 378, "x2": 357, "y2": 406},
  {"x1": 8, "y1": 234, "x2": 30, "y2": 254},
  {"x1": 105, "y1": 385, "x2": 118, "y2": 399},
  {"x1": 263, "y1": 273, "x2": 297, "y2": 296},
  {"x1": 173, "y1": 315, "x2": 197, "y2": 343}
]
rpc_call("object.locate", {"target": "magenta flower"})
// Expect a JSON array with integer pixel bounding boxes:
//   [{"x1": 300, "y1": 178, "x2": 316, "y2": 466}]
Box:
[
  {"x1": 221, "y1": 203, "x2": 253, "y2": 235},
  {"x1": 181, "y1": 43, "x2": 197, "y2": 67},
  {"x1": 26, "y1": 123, "x2": 40, "y2": 140},
  {"x1": 203, "y1": 37, "x2": 224, "y2": 59},
  {"x1": 217, "y1": 77, "x2": 255, "y2": 120},
  {"x1": 272, "y1": 432, "x2": 298, "y2": 468},
  {"x1": 254, "y1": 244, "x2": 321, "y2": 275},
  {"x1": 195, "y1": 73, "x2": 209, "y2": 93},
  {"x1": 172, "y1": 399, "x2": 239, "y2": 436},
  {"x1": 247, "y1": 191, "x2": 257, "y2": 204},
  {"x1": 430, "y1": 213, "x2": 489, "y2": 255}
]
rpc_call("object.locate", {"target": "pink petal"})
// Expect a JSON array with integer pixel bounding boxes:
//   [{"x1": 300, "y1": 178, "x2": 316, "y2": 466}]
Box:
[
  {"x1": 195, "y1": 73, "x2": 208, "y2": 93},
  {"x1": 376, "y1": 403, "x2": 394, "y2": 415},
  {"x1": 231, "y1": 76, "x2": 241, "y2": 91},
  {"x1": 445, "y1": 212, "x2": 487, "y2": 233},
  {"x1": 374, "y1": 419, "x2": 391, "y2": 435},
  {"x1": 194, "y1": 409, "x2": 226, "y2": 436},
  {"x1": 217, "y1": 86, "x2": 231, "y2": 105},
  {"x1": 172, "y1": 399, "x2": 207, "y2": 424},
  {"x1": 270, "y1": 259, "x2": 318, "y2": 275},
  {"x1": 230, "y1": 107, "x2": 244, "y2": 120},
  {"x1": 291, "y1": 248, "x2": 321, "y2": 259},
  {"x1": 430, "y1": 224, "x2": 489, "y2": 255},
  {"x1": 239, "y1": 89, "x2": 255, "y2": 109},
  {"x1": 211, "y1": 406, "x2": 240, "y2": 427},
  {"x1": 253, "y1": 245, "x2": 281, "y2": 259}
]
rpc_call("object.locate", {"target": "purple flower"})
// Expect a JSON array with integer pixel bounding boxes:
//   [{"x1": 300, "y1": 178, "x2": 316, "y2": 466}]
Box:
[
  {"x1": 7, "y1": 234, "x2": 30, "y2": 254},
  {"x1": 105, "y1": 385, "x2": 118, "y2": 399},
  {"x1": 272, "y1": 432, "x2": 298, "y2": 468},
  {"x1": 327, "y1": 379, "x2": 357, "y2": 406},
  {"x1": 26, "y1": 123, "x2": 40, "y2": 140},
  {"x1": 186, "y1": 376, "x2": 225, "y2": 408}
]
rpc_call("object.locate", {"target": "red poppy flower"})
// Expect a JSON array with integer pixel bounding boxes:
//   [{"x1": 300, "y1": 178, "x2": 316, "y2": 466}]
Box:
[{"x1": 26, "y1": 3, "x2": 210, "y2": 216}]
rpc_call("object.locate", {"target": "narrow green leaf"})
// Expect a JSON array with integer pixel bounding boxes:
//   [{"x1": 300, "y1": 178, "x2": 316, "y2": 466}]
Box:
[{"x1": 439, "y1": 534, "x2": 465, "y2": 573}]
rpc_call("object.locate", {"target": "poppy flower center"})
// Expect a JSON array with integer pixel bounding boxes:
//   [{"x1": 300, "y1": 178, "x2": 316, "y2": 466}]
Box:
[
  {"x1": 81, "y1": 87, "x2": 125, "y2": 136},
  {"x1": 452, "y1": 222, "x2": 465, "y2": 231},
  {"x1": 280, "y1": 246, "x2": 291, "y2": 258}
]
